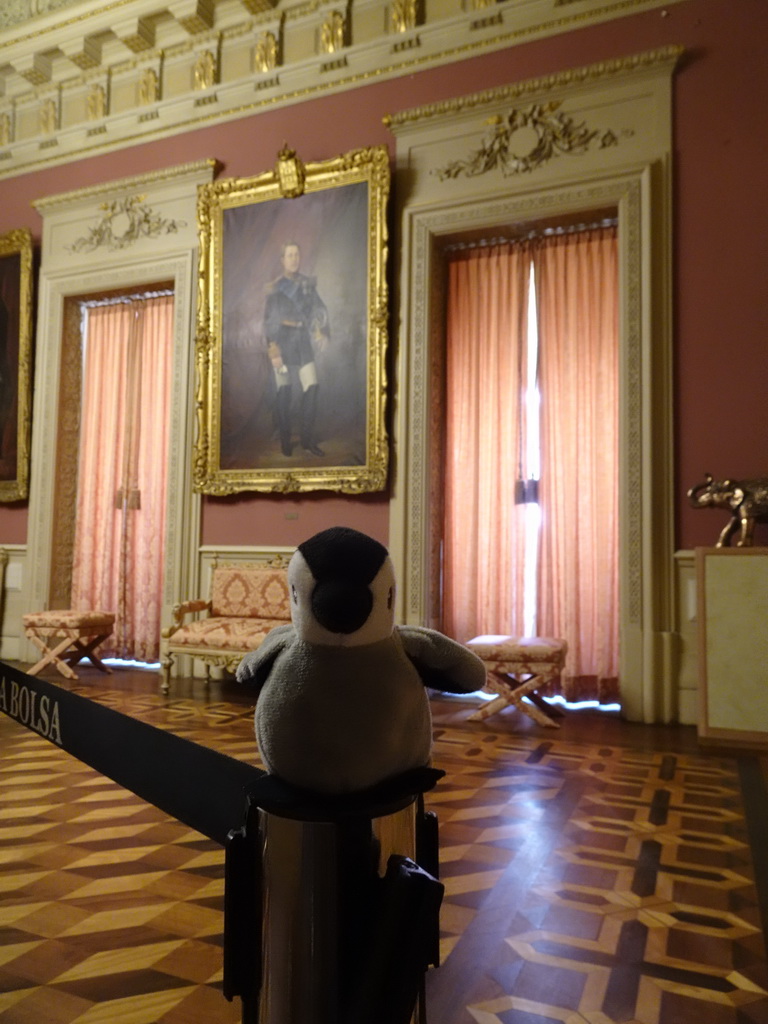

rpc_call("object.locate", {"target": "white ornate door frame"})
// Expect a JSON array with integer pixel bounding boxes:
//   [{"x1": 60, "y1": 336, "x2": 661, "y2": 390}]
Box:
[
  {"x1": 24, "y1": 160, "x2": 214, "y2": 666},
  {"x1": 387, "y1": 49, "x2": 681, "y2": 722}
]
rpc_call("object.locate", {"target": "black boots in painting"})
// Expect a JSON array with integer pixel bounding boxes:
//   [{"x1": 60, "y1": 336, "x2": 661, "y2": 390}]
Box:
[
  {"x1": 300, "y1": 385, "x2": 324, "y2": 457},
  {"x1": 275, "y1": 384, "x2": 324, "y2": 458},
  {"x1": 276, "y1": 386, "x2": 293, "y2": 457}
]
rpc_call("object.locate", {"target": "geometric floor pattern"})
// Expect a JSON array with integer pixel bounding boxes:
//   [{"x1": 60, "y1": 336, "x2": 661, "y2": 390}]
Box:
[
  {"x1": 428, "y1": 720, "x2": 768, "y2": 1024},
  {"x1": 1, "y1": 667, "x2": 768, "y2": 1024},
  {"x1": 0, "y1": 678, "x2": 253, "y2": 1024}
]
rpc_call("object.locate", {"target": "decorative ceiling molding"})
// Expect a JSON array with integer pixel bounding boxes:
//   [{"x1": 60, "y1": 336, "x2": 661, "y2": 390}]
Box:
[
  {"x1": 0, "y1": 1, "x2": 77, "y2": 33},
  {"x1": 0, "y1": 0, "x2": 689, "y2": 180},
  {"x1": 384, "y1": 44, "x2": 683, "y2": 129},
  {"x1": 32, "y1": 156, "x2": 217, "y2": 209}
]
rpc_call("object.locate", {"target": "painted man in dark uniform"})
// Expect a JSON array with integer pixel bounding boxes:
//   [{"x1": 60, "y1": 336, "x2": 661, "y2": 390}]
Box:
[{"x1": 263, "y1": 242, "x2": 330, "y2": 456}]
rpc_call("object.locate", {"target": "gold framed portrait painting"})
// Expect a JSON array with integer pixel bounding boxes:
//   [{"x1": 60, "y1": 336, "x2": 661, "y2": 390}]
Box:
[
  {"x1": 0, "y1": 228, "x2": 33, "y2": 503},
  {"x1": 194, "y1": 145, "x2": 390, "y2": 494}
]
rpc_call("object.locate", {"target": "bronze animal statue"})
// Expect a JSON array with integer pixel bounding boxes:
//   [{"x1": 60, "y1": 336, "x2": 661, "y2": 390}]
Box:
[{"x1": 688, "y1": 473, "x2": 768, "y2": 547}]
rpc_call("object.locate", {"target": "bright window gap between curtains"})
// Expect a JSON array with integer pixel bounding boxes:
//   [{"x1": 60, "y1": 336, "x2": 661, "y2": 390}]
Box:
[{"x1": 523, "y1": 259, "x2": 540, "y2": 638}]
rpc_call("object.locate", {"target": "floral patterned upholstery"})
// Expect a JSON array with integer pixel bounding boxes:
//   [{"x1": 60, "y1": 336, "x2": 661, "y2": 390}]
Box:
[
  {"x1": 23, "y1": 610, "x2": 115, "y2": 631},
  {"x1": 159, "y1": 561, "x2": 291, "y2": 693},
  {"x1": 209, "y1": 566, "x2": 291, "y2": 620},
  {"x1": 169, "y1": 617, "x2": 280, "y2": 652},
  {"x1": 467, "y1": 635, "x2": 567, "y2": 665}
]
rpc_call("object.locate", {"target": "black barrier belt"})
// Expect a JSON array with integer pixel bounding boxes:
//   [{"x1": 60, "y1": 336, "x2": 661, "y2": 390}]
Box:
[{"x1": 0, "y1": 662, "x2": 264, "y2": 846}]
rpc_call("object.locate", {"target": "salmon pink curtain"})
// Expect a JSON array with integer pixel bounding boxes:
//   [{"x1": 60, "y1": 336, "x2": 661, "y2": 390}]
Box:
[
  {"x1": 71, "y1": 293, "x2": 174, "y2": 662},
  {"x1": 534, "y1": 228, "x2": 619, "y2": 702},
  {"x1": 442, "y1": 244, "x2": 530, "y2": 642}
]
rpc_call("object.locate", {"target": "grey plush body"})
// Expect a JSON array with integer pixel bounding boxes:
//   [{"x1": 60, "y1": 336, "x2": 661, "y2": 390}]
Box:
[
  {"x1": 249, "y1": 628, "x2": 430, "y2": 793},
  {"x1": 236, "y1": 527, "x2": 486, "y2": 795}
]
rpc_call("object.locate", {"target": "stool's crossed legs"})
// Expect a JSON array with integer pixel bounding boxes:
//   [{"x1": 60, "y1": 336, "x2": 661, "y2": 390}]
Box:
[
  {"x1": 469, "y1": 667, "x2": 564, "y2": 727},
  {"x1": 26, "y1": 629, "x2": 113, "y2": 680}
]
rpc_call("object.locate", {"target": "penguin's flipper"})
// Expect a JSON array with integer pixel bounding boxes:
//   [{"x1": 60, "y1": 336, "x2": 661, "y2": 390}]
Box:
[
  {"x1": 236, "y1": 624, "x2": 296, "y2": 689},
  {"x1": 397, "y1": 625, "x2": 487, "y2": 694}
]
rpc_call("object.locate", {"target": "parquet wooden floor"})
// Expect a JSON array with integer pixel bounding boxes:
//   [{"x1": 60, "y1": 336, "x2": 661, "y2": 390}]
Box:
[{"x1": 1, "y1": 665, "x2": 767, "y2": 1024}]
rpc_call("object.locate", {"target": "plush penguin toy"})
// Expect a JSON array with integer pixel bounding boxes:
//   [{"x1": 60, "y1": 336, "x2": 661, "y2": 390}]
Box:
[{"x1": 236, "y1": 526, "x2": 486, "y2": 796}]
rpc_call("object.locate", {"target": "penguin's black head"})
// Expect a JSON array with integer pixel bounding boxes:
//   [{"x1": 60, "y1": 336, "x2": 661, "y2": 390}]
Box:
[
  {"x1": 298, "y1": 526, "x2": 388, "y2": 635},
  {"x1": 288, "y1": 527, "x2": 396, "y2": 646}
]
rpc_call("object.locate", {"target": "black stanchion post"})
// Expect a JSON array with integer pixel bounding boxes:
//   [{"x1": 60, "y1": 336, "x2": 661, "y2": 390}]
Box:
[
  {"x1": 224, "y1": 797, "x2": 263, "y2": 1024},
  {"x1": 242, "y1": 770, "x2": 444, "y2": 1024}
]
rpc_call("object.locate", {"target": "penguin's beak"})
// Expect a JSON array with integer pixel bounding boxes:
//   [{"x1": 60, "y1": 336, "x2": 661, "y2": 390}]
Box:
[{"x1": 311, "y1": 580, "x2": 372, "y2": 634}]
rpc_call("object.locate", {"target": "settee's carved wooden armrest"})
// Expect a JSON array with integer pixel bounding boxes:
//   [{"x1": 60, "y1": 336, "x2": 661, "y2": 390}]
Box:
[{"x1": 161, "y1": 599, "x2": 211, "y2": 639}]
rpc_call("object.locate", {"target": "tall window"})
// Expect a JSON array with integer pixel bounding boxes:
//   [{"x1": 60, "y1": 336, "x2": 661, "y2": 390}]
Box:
[
  {"x1": 442, "y1": 225, "x2": 619, "y2": 704},
  {"x1": 70, "y1": 291, "x2": 174, "y2": 662}
]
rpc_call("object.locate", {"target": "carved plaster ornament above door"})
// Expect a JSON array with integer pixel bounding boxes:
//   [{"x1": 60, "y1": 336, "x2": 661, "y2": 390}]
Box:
[
  {"x1": 67, "y1": 195, "x2": 187, "y2": 253},
  {"x1": 435, "y1": 101, "x2": 632, "y2": 180}
]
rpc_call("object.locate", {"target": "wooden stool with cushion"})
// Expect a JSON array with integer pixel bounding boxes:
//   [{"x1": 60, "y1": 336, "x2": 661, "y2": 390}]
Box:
[
  {"x1": 466, "y1": 634, "x2": 568, "y2": 727},
  {"x1": 23, "y1": 610, "x2": 116, "y2": 680}
]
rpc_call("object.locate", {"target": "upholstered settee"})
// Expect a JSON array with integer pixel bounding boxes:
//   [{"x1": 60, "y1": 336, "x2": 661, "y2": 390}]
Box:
[{"x1": 159, "y1": 558, "x2": 291, "y2": 693}]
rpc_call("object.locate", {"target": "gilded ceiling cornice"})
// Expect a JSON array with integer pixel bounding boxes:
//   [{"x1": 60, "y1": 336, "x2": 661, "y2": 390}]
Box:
[
  {"x1": 0, "y1": 0, "x2": 689, "y2": 180},
  {"x1": 0, "y1": 0, "x2": 138, "y2": 47}
]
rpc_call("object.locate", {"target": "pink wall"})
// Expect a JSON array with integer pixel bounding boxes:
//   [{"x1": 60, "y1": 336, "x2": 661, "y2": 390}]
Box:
[
  {"x1": 0, "y1": 0, "x2": 765, "y2": 550},
  {"x1": 201, "y1": 492, "x2": 390, "y2": 547}
]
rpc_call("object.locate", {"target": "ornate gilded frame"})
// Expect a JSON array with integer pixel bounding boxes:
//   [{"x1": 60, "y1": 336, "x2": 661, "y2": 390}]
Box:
[
  {"x1": 0, "y1": 228, "x2": 33, "y2": 502},
  {"x1": 194, "y1": 145, "x2": 390, "y2": 494}
]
